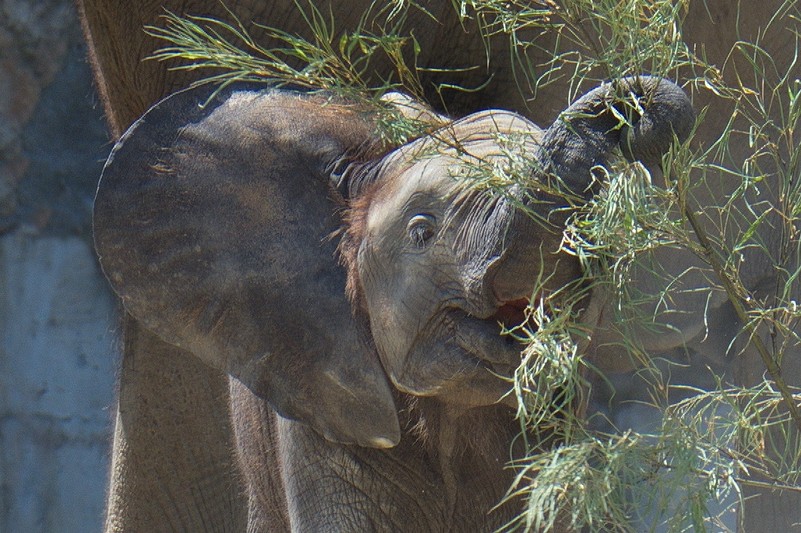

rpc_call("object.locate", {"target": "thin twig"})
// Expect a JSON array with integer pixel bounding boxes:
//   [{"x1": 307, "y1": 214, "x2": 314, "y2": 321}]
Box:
[{"x1": 678, "y1": 181, "x2": 801, "y2": 433}]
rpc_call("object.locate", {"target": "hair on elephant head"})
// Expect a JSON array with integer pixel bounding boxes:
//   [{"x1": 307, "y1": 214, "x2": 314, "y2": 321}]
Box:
[{"x1": 93, "y1": 77, "x2": 693, "y2": 448}]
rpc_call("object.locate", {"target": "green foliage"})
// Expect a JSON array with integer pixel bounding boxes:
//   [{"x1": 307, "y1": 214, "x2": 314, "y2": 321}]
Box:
[
  {"x1": 147, "y1": 1, "x2": 801, "y2": 530},
  {"x1": 146, "y1": 3, "x2": 435, "y2": 144},
  {"x1": 454, "y1": 0, "x2": 693, "y2": 100}
]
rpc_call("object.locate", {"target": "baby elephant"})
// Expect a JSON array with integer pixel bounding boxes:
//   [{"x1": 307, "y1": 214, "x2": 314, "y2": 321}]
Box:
[{"x1": 94, "y1": 77, "x2": 693, "y2": 530}]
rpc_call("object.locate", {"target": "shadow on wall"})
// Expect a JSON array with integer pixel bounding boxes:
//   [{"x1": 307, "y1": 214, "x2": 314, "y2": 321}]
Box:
[{"x1": 0, "y1": 1, "x2": 118, "y2": 531}]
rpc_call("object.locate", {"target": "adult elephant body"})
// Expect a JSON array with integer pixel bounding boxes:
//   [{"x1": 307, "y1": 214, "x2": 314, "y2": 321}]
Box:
[
  {"x1": 79, "y1": 1, "x2": 801, "y2": 531},
  {"x1": 78, "y1": 0, "x2": 554, "y2": 134}
]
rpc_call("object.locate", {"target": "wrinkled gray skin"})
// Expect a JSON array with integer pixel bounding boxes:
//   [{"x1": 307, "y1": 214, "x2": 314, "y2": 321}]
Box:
[{"x1": 93, "y1": 77, "x2": 692, "y2": 531}]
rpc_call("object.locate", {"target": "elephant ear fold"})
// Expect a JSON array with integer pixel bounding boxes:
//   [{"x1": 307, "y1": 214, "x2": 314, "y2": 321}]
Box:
[{"x1": 94, "y1": 83, "x2": 400, "y2": 448}]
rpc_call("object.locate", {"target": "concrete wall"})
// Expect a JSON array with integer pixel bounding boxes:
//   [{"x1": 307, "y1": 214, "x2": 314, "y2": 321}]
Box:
[
  {"x1": 0, "y1": 236, "x2": 117, "y2": 532},
  {"x1": 0, "y1": 0, "x2": 117, "y2": 531}
]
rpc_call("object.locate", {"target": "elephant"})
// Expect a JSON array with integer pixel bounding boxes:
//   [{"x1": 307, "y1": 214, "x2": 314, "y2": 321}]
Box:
[
  {"x1": 92, "y1": 76, "x2": 692, "y2": 530},
  {"x1": 77, "y1": 3, "x2": 563, "y2": 530},
  {"x1": 78, "y1": 0, "x2": 801, "y2": 530}
]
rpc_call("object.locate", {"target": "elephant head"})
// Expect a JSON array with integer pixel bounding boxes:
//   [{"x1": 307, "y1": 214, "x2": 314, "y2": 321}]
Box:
[{"x1": 93, "y1": 77, "x2": 693, "y2": 448}]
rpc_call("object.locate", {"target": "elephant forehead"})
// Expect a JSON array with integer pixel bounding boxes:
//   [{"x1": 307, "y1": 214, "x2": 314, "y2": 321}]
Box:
[
  {"x1": 365, "y1": 120, "x2": 541, "y2": 237},
  {"x1": 450, "y1": 109, "x2": 542, "y2": 144},
  {"x1": 371, "y1": 156, "x2": 459, "y2": 212}
]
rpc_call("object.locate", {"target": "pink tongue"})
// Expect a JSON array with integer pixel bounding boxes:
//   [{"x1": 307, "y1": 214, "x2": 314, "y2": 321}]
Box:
[{"x1": 491, "y1": 298, "x2": 529, "y2": 327}]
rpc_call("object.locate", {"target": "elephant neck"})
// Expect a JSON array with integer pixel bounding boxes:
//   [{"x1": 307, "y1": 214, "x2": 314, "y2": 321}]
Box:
[
  {"x1": 393, "y1": 395, "x2": 526, "y2": 526},
  {"x1": 270, "y1": 393, "x2": 527, "y2": 531}
]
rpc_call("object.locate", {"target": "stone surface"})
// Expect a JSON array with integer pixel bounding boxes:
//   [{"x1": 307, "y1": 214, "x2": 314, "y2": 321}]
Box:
[
  {"x1": 0, "y1": 234, "x2": 118, "y2": 532},
  {"x1": 0, "y1": 0, "x2": 98, "y2": 226},
  {"x1": 16, "y1": 39, "x2": 109, "y2": 237},
  {"x1": 0, "y1": 0, "x2": 116, "y2": 531}
]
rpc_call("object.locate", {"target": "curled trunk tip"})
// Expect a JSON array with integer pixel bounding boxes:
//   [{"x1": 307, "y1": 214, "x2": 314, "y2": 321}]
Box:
[{"x1": 537, "y1": 75, "x2": 695, "y2": 200}]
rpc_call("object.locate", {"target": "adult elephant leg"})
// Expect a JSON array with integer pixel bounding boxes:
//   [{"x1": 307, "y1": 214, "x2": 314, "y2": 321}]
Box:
[
  {"x1": 78, "y1": 2, "x2": 270, "y2": 530},
  {"x1": 77, "y1": 0, "x2": 283, "y2": 132},
  {"x1": 106, "y1": 315, "x2": 247, "y2": 531}
]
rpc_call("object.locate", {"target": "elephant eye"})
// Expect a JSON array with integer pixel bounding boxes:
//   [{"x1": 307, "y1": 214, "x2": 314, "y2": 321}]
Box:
[{"x1": 407, "y1": 214, "x2": 436, "y2": 248}]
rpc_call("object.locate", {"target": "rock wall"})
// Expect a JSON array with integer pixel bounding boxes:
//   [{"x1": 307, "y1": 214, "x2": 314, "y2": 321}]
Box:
[{"x1": 0, "y1": 0, "x2": 116, "y2": 531}]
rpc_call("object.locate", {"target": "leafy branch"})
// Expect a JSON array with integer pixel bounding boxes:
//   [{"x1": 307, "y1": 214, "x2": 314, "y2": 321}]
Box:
[{"x1": 145, "y1": 4, "x2": 434, "y2": 144}]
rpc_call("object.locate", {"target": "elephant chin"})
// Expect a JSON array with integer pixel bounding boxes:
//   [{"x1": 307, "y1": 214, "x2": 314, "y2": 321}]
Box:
[
  {"x1": 389, "y1": 305, "x2": 534, "y2": 409},
  {"x1": 439, "y1": 292, "x2": 544, "y2": 408}
]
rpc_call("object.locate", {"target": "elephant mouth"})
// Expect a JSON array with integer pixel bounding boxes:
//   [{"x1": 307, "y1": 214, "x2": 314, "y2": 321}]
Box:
[
  {"x1": 489, "y1": 298, "x2": 530, "y2": 330},
  {"x1": 391, "y1": 298, "x2": 535, "y2": 406},
  {"x1": 452, "y1": 296, "x2": 533, "y2": 374}
]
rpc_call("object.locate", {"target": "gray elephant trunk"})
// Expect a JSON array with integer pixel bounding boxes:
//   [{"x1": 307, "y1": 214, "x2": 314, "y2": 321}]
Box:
[
  {"x1": 536, "y1": 75, "x2": 695, "y2": 200},
  {"x1": 488, "y1": 195, "x2": 580, "y2": 307},
  {"x1": 488, "y1": 76, "x2": 694, "y2": 310}
]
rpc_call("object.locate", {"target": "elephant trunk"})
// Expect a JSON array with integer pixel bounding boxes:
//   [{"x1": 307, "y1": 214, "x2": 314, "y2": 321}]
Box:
[
  {"x1": 536, "y1": 75, "x2": 695, "y2": 200},
  {"x1": 488, "y1": 193, "x2": 582, "y2": 307},
  {"x1": 489, "y1": 76, "x2": 694, "y2": 310}
]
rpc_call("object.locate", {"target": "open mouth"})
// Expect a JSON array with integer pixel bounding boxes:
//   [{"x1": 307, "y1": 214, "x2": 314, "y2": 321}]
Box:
[{"x1": 489, "y1": 298, "x2": 530, "y2": 329}]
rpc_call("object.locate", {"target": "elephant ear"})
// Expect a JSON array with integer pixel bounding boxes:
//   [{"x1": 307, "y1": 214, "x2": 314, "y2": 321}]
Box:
[{"x1": 94, "y1": 83, "x2": 400, "y2": 448}]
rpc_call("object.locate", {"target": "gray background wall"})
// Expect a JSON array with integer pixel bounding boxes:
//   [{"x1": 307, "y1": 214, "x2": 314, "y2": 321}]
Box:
[{"x1": 0, "y1": 0, "x2": 118, "y2": 531}]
